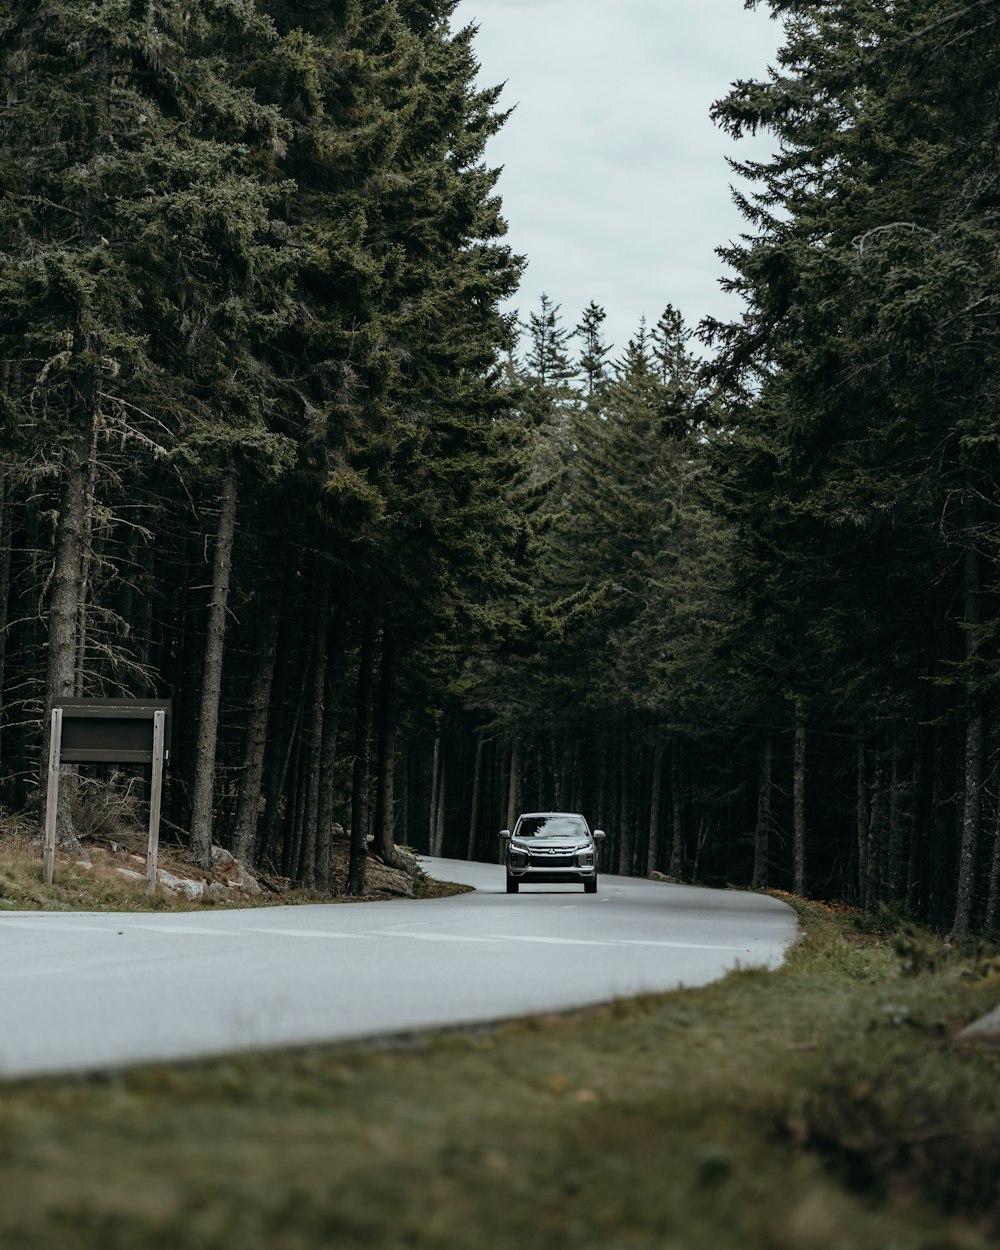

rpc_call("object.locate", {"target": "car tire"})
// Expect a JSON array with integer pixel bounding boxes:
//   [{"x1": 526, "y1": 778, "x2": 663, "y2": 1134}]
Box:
[
  {"x1": 584, "y1": 877, "x2": 597, "y2": 894},
  {"x1": 506, "y1": 876, "x2": 519, "y2": 894}
]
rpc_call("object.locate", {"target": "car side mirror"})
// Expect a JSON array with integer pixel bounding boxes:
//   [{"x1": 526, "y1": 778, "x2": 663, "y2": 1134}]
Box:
[
  {"x1": 499, "y1": 829, "x2": 511, "y2": 840},
  {"x1": 593, "y1": 829, "x2": 606, "y2": 840}
]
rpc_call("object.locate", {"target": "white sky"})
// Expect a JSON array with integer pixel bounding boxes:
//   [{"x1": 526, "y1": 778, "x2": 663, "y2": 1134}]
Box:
[{"x1": 450, "y1": 0, "x2": 785, "y2": 361}]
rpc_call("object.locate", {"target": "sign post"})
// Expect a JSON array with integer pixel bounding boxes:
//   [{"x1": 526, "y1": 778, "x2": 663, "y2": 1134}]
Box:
[
  {"x1": 43, "y1": 699, "x2": 171, "y2": 895},
  {"x1": 146, "y1": 709, "x2": 166, "y2": 894},
  {"x1": 43, "y1": 706, "x2": 63, "y2": 887}
]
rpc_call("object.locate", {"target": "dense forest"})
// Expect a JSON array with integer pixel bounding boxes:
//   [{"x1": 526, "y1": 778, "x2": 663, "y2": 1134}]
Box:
[{"x1": 1, "y1": 0, "x2": 999, "y2": 938}]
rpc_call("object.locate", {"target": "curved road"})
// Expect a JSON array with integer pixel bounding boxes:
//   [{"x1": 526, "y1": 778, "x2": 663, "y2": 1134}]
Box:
[{"x1": 0, "y1": 858, "x2": 796, "y2": 1080}]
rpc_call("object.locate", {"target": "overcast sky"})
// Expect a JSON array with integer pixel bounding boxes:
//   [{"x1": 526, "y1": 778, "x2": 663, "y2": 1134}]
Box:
[{"x1": 450, "y1": 0, "x2": 785, "y2": 361}]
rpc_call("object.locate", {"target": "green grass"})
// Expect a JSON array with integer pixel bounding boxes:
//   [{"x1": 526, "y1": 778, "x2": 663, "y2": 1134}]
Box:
[{"x1": 1, "y1": 900, "x2": 998, "y2": 1249}]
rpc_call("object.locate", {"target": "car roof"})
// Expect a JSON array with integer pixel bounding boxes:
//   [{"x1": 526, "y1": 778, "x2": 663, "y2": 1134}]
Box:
[{"x1": 516, "y1": 811, "x2": 586, "y2": 820}]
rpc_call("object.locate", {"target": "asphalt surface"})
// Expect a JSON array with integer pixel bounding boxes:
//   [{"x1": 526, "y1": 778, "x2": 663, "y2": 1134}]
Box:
[{"x1": 0, "y1": 858, "x2": 797, "y2": 1080}]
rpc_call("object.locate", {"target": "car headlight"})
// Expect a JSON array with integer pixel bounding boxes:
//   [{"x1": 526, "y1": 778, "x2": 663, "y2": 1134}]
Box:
[
  {"x1": 576, "y1": 847, "x2": 594, "y2": 867},
  {"x1": 509, "y1": 843, "x2": 529, "y2": 867}
]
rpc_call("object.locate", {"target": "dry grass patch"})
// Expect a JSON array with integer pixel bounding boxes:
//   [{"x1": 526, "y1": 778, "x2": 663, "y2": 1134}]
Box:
[
  {"x1": 0, "y1": 832, "x2": 170, "y2": 912},
  {"x1": 0, "y1": 828, "x2": 467, "y2": 912}
]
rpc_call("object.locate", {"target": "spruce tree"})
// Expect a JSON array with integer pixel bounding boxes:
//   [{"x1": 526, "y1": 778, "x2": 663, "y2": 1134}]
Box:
[
  {"x1": 520, "y1": 293, "x2": 578, "y2": 434},
  {"x1": 574, "y1": 301, "x2": 613, "y2": 401}
]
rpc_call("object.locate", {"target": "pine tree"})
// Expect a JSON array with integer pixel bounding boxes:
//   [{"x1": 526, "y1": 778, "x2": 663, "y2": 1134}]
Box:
[
  {"x1": 520, "y1": 293, "x2": 578, "y2": 434},
  {"x1": 574, "y1": 300, "x2": 612, "y2": 400},
  {"x1": 524, "y1": 294, "x2": 575, "y2": 391},
  {"x1": 650, "y1": 304, "x2": 699, "y2": 436}
]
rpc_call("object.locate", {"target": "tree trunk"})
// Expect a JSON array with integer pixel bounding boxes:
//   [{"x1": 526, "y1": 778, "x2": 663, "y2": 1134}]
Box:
[
  {"x1": 284, "y1": 726, "x2": 309, "y2": 882},
  {"x1": 314, "y1": 649, "x2": 340, "y2": 893},
  {"x1": 865, "y1": 748, "x2": 884, "y2": 914},
  {"x1": 669, "y1": 737, "x2": 684, "y2": 879},
  {"x1": 73, "y1": 421, "x2": 99, "y2": 695},
  {"x1": 189, "y1": 466, "x2": 238, "y2": 869},
  {"x1": 399, "y1": 741, "x2": 410, "y2": 850},
  {"x1": 617, "y1": 719, "x2": 633, "y2": 875},
  {"x1": 886, "y1": 739, "x2": 904, "y2": 902},
  {"x1": 466, "y1": 730, "x2": 485, "y2": 862},
  {"x1": 41, "y1": 432, "x2": 88, "y2": 733},
  {"x1": 645, "y1": 738, "x2": 665, "y2": 877},
  {"x1": 432, "y1": 755, "x2": 446, "y2": 857},
  {"x1": 907, "y1": 733, "x2": 929, "y2": 913},
  {"x1": 951, "y1": 540, "x2": 983, "y2": 941},
  {"x1": 550, "y1": 734, "x2": 561, "y2": 809},
  {"x1": 258, "y1": 643, "x2": 307, "y2": 872},
  {"x1": 40, "y1": 411, "x2": 91, "y2": 846},
  {"x1": 298, "y1": 569, "x2": 330, "y2": 888},
  {"x1": 372, "y1": 627, "x2": 402, "y2": 869},
  {"x1": 856, "y1": 736, "x2": 869, "y2": 907},
  {"x1": 930, "y1": 729, "x2": 953, "y2": 930},
  {"x1": 984, "y1": 801, "x2": 1000, "y2": 937},
  {"x1": 951, "y1": 713, "x2": 983, "y2": 940},
  {"x1": 0, "y1": 367, "x2": 8, "y2": 747},
  {"x1": 506, "y1": 736, "x2": 522, "y2": 832},
  {"x1": 692, "y1": 817, "x2": 712, "y2": 882},
  {"x1": 561, "y1": 737, "x2": 575, "y2": 813},
  {"x1": 596, "y1": 736, "x2": 609, "y2": 834},
  {"x1": 429, "y1": 728, "x2": 442, "y2": 849},
  {"x1": 531, "y1": 741, "x2": 542, "y2": 810},
  {"x1": 792, "y1": 701, "x2": 807, "y2": 896},
  {"x1": 0, "y1": 470, "x2": 13, "y2": 774},
  {"x1": 634, "y1": 737, "x2": 650, "y2": 875},
  {"x1": 347, "y1": 627, "x2": 375, "y2": 895},
  {"x1": 752, "y1": 730, "x2": 772, "y2": 889},
  {"x1": 231, "y1": 541, "x2": 285, "y2": 866}
]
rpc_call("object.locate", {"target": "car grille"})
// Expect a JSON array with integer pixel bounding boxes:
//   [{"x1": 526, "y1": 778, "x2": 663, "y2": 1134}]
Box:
[{"x1": 529, "y1": 853, "x2": 576, "y2": 868}]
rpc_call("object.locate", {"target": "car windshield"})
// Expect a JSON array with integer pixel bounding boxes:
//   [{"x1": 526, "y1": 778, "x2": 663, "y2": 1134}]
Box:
[{"x1": 515, "y1": 815, "x2": 587, "y2": 839}]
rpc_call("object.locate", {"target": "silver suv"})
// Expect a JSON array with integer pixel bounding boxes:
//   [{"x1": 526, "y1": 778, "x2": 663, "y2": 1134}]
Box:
[{"x1": 499, "y1": 811, "x2": 606, "y2": 894}]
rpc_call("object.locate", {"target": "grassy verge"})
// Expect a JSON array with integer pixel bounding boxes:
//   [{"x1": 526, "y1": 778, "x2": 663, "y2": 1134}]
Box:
[{"x1": 0, "y1": 901, "x2": 998, "y2": 1249}]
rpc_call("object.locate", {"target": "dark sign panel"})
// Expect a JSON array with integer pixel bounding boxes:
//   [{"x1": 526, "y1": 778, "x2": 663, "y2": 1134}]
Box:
[{"x1": 53, "y1": 699, "x2": 172, "y2": 764}]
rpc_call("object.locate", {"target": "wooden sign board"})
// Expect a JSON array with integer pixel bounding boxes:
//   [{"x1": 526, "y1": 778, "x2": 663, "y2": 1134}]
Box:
[
  {"x1": 53, "y1": 698, "x2": 172, "y2": 765},
  {"x1": 44, "y1": 699, "x2": 171, "y2": 894}
]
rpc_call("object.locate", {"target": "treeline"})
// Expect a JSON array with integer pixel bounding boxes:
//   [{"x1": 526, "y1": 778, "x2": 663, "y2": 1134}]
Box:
[{"x1": 3, "y1": 0, "x2": 1000, "y2": 939}]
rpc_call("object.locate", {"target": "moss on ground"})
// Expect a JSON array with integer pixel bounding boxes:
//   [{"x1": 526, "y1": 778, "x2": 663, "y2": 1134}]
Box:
[{"x1": 0, "y1": 899, "x2": 998, "y2": 1248}]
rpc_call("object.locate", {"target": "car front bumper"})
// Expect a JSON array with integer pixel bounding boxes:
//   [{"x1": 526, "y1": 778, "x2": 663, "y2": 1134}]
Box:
[
  {"x1": 507, "y1": 867, "x2": 596, "y2": 884},
  {"x1": 505, "y1": 857, "x2": 597, "y2": 884}
]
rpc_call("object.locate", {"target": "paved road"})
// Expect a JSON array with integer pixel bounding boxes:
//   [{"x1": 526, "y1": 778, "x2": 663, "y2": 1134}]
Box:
[{"x1": 0, "y1": 858, "x2": 796, "y2": 1080}]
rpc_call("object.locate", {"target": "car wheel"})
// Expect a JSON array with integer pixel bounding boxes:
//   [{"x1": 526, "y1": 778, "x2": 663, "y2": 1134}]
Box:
[
  {"x1": 584, "y1": 877, "x2": 597, "y2": 894},
  {"x1": 506, "y1": 876, "x2": 519, "y2": 894}
]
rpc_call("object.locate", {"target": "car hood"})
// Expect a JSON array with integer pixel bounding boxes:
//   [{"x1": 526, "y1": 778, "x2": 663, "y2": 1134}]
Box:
[{"x1": 514, "y1": 836, "x2": 589, "y2": 849}]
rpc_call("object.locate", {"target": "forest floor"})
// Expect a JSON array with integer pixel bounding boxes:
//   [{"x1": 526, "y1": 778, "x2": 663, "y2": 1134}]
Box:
[
  {"x1": 0, "y1": 826, "x2": 465, "y2": 911},
  {"x1": 0, "y1": 868, "x2": 998, "y2": 1248}
]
